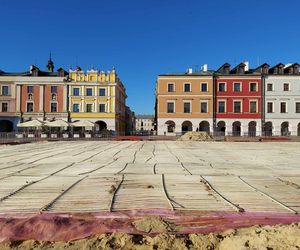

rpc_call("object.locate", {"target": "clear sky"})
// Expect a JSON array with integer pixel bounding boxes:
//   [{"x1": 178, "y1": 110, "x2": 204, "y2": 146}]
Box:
[{"x1": 1, "y1": 0, "x2": 299, "y2": 114}]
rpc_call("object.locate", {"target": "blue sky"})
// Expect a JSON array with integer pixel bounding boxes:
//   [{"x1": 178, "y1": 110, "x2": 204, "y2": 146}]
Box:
[{"x1": 1, "y1": 0, "x2": 299, "y2": 114}]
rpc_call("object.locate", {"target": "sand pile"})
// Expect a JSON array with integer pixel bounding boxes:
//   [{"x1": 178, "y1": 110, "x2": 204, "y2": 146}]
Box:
[
  {"x1": 132, "y1": 215, "x2": 173, "y2": 233},
  {"x1": 178, "y1": 132, "x2": 213, "y2": 141},
  {"x1": 1, "y1": 223, "x2": 300, "y2": 250}
]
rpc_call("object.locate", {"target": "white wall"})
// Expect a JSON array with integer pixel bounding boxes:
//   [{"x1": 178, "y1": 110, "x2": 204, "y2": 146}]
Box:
[
  {"x1": 157, "y1": 118, "x2": 213, "y2": 135},
  {"x1": 265, "y1": 75, "x2": 300, "y2": 135}
]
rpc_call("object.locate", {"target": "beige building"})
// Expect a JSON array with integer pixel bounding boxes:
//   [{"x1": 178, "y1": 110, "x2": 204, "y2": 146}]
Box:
[
  {"x1": 156, "y1": 67, "x2": 214, "y2": 135},
  {"x1": 135, "y1": 115, "x2": 154, "y2": 131},
  {"x1": 0, "y1": 74, "x2": 19, "y2": 132}
]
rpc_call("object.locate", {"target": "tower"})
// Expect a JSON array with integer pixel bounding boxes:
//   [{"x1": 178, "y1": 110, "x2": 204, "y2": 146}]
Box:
[{"x1": 46, "y1": 53, "x2": 54, "y2": 72}]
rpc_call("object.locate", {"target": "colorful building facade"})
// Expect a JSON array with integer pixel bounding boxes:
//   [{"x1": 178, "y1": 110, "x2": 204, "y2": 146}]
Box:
[
  {"x1": 215, "y1": 62, "x2": 262, "y2": 136},
  {"x1": 16, "y1": 65, "x2": 69, "y2": 123},
  {"x1": 0, "y1": 75, "x2": 19, "y2": 132},
  {"x1": 69, "y1": 67, "x2": 127, "y2": 133},
  {"x1": 264, "y1": 63, "x2": 300, "y2": 136},
  {"x1": 156, "y1": 61, "x2": 300, "y2": 136},
  {"x1": 156, "y1": 68, "x2": 214, "y2": 135},
  {"x1": 0, "y1": 59, "x2": 129, "y2": 134}
]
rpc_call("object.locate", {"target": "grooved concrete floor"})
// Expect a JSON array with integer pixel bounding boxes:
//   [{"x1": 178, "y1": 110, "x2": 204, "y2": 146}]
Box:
[{"x1": 0, "y1": 141, "x2": 299, "y2": 214}]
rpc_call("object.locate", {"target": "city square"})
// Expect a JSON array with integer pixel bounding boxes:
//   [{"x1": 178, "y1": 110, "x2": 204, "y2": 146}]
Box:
[{"x1": 0, "y1": 140, "x2": 299, "y2": 214}]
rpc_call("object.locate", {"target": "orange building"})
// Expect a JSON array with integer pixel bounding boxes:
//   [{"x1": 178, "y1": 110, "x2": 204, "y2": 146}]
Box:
[{"x1": 156, "y1": 66, "x2": 214, "y2": 135}]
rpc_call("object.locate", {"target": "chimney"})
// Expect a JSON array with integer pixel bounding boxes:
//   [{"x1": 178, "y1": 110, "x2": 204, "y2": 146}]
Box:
[
  {"x1": 187, "y1": 68, "x2": 193, "y2": 74},
  {"x1": 244, "y1": 61, "x2": 249, "y2": 71},
  {"x1": 202, "y1": 64, "x2": 208, "y2": 72}
]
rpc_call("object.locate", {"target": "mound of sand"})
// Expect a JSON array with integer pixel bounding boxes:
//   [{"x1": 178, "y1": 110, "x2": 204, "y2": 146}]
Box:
[
  {"x1": 178, "y1": 132, "x2": 213, "y2": 141},
  {"x1": 1, "y1": 223, "x2": 300, "y2": 250},
  {"x1": 132, "y1": 215, "x2": 173, "y2": 233}
]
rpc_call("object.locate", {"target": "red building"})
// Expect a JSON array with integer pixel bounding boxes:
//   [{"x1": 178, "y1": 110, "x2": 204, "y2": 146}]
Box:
[
  {"x1": 214, "y1": 62, "x2": 262, "y2": 136},
  {"x1": 16, "y1": 62, "x2": 69, "y2": 122}
]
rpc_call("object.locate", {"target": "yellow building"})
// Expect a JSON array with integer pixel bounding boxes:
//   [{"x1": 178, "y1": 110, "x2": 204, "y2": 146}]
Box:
[{"x1": 69, "y1": 67, "x2": 127, "y2": 134}]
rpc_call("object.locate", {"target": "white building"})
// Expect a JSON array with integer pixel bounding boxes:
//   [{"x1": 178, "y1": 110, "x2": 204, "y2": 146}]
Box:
[{"x1": 264, "y1": 63, "x2": 300, "y2": 136}]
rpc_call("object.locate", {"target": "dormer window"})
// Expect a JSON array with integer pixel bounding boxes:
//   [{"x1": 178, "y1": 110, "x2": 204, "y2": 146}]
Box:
[
  {"x1": 32, "y1": 69, "x2": 39, "y2": 76},
  {"x1": 294, "y1": 65, "x2": 299, "y2": 75},
  {"x1": 262, "y1": 65, "x2": 269, "y2": 74},
  {"x1": 278, "y1": 66, "x2": 284, "y2": 74},
  {"x1": 224, "y1": 66, "x2": 230, "y2": 74},
  {"x1": 238, "y1": 66, "x2": 245, "y2": 74}
]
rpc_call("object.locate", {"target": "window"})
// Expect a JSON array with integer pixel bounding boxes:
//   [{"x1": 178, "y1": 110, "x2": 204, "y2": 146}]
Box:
[
  {"x1": 218, "y1": 83, "x2": 226, "y2": 92},
  {"x1": 99, "y1": 88, "x2": 106, "y2": 96},
  {"x1": 168, "y1": 83, "x2": 174, "y2": 92},
  {"x1": 27, "y1": 102, "x2": 34, "y2": 112},
  {"x1": 86, "y1": 104, "x2": 93, "y2": 112},
  {"x1": 184, "y1": 83, "x2": 191, "y2": 92},
  {"x1": 73, "y1": 104, "x2": 80, "y2": 112},
  {"x1": 250, "y1": 101, "x2": 257, "y2": 113},
  {"x1": 28, "y1": 93, "x2": 33, "y2": 100},
  {"x1": 1, "y1": 103, "x2": 8, "y2": 112},
  {"x1": 267, "y1": 83, "x2": 273, "y2": 91},
  {"x1": 167, "y1": 102, "x2": 174, "y2": 113},
  {"x1": 200, "y1": 102, "x2": 208, "y2": 113},
  {"x1": 250, "y1": 82, "x2": 257, "y2": 92},
  {"x1": 1, "y1": 86, "x2": 9, "y2": 96},
  {"x1": 201, "y1": 83, "x2": 207, "y2": 92},
  {"x1": 218, "y1": 101, "x2": 225, "y2": 113},
  {"x1": 183, "y1": 102, "x2": 191, "y2": 113},
  {"x1": 280, "y1": 102, "x2": 287, "y2": 113},
  {"x1": 267, "y1": 102, "x2": 273, "y2": 113},
  {"x1": 99, "y1": 104, "x2": 106, "y2": 113},
  {"x1": 51, "y1": 86, "x2": 57, "y2": 93},
  {"x1": 233, "y1": 82, "x2": 241, "y2": 92},
  {"x1": 50, "y1": 103, "x2": 57, "y2": 112},
  {"x1": 73, "y1": 88, "x2": 80, "y2": 96},
  {"x1": 283, "y1": 83, "x2": 289, "y2": 91},
  {"x1": 296, "y1": 102, "x2": 300, "y2": 113},
  {"x1": 233, "y1": 101, "x2": 241, "y2": 113},
  {"x1": 51, "y1": 94, "x2": 57, "y2": 101},
  {"x1": 27, "y1": 86, "x2": 34, "y2": 93},
  {"x1": 86, "y1": 88, "x2": 93, "y2": 96}
]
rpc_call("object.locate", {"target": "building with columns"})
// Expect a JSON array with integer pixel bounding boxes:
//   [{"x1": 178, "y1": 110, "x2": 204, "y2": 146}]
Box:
[
  {"x1": 0, "y1": 59, "x2": 69, "y2": 131},
  {"x1": 156, "y1": 66, "x2": 214, "y2": 135},
  {"x1": 16, "y1": 65, "x2": 69, "y2": 123},
  {"x1": 69, "y1": 67, "x2": 127, "y2": 134}
]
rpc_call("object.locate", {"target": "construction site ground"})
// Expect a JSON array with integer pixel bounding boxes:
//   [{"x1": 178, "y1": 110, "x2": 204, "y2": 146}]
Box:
[{"x1": 0, "y1": 140, "x2": 300, "y2": 249}]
